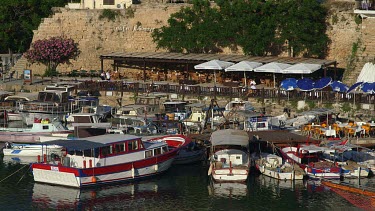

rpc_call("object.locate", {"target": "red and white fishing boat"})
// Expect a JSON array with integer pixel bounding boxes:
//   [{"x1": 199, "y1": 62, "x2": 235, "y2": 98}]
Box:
[
  {"x1": 145, "y1": 135, "x2": 206, "y2": 165},
  {"x1": 31, "y1": 134, "x2": 183, "y2": 188},
  {"x1": 208, "y1": 129, "x2": 250, "y2": 182},
  {"x1": 281, "y1": 144, "x2": 341, "y2": 179}
]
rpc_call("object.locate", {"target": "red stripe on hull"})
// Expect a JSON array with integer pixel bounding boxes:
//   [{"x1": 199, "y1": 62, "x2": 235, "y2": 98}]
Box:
[{"x1": 32, "y1": 150, "x2": 178, "y2": 177}]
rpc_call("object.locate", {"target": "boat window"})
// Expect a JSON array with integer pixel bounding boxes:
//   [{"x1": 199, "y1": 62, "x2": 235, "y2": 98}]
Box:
[
  {"x1": 138, "y1": 141, "x2": 144, "y2": 150},
  {"x1": 145, "y1": 150, "x2": 153, "y2": 158},
  {"x1": 42, "y1": 125, "x2": 49, "y2": 130},
  {"x1": 115, "y1": 143, "x2": 125, "y2": 153},
  {"x1": 127, "y1": 140, "x2": 139, "y2": 151},
  {"x1": 75, "y1": 150, "x2": 83, "y2": 156},
  {"x1": 101, "y1": 145, "x2": 113, "y2": 157},
  {"x1": 154, "y1": 148, "x2": 162, "y2": 155},
  {"x1": 256, "y1": 122, "x2": 266, "y2": 128},
  {"x1": 162, "y1": 146, "x2": 168, "y2": 153},
  {"x1": 84, "y1": 149, "x2": 92, "y2": 157}
]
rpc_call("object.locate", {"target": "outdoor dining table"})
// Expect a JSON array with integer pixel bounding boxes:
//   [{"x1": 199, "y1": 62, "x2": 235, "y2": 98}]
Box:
[{"x1": 320, "y1": 128, "x2": 336, "y2": 137}]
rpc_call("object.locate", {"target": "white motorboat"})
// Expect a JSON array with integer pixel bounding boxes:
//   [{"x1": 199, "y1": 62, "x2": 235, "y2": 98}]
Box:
[
  {"x1": 208, "y1": 129, "x2": 250, "y2": 182},
  {"x1": 3, "y1": 142, "x2": 64, "y2": 160},
  {"x1": 255, "y1": 153, "x2": 305, "y2": 180}
]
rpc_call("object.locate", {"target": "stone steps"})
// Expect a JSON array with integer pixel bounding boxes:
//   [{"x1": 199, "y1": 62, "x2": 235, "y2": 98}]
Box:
[{"x1": 10, "y1": 56, "x2": 28, "y2": 78}]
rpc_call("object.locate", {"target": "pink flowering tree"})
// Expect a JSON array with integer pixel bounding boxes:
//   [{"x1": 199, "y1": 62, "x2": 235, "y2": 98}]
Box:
[{"x1": 24, "y1": 36, "x2": 79, "y2": 77}]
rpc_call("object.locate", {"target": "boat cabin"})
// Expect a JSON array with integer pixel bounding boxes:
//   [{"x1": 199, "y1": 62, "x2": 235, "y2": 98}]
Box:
[
  {"x1": 52, "y1": 134, "x2": 170, "y2": 168},
  {"x1": 163, "y1": 101, "x2": 190, "y2": 120}
]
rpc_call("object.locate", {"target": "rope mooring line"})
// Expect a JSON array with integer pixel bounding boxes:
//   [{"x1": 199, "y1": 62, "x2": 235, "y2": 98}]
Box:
[
  {"x1": 0, "y1": 164, "x2": 28, "y2": 183},
  {"x1": 16, "y1": 165, "x2": 32, "y2": 185}
]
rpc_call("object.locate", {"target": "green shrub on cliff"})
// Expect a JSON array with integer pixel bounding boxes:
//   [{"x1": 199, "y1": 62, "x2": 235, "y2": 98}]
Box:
[{"x1": 99, "y1": 9, "x2": 120, "y2": 22}]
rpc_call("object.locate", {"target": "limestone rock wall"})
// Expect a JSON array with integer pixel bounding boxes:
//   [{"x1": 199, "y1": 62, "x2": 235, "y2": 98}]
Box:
[{"x1": 27, "y1": 4, "x2": 182, "y2": 75}]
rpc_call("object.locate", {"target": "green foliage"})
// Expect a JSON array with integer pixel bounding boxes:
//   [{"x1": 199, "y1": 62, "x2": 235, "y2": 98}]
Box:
[
  {"x1": 125, "y1": 7, "x2": 135, "y2": 18},
  {"x1": 354, "y1": 15, "x2": 362, "y2": 25},
  {"x1": 344, "y1": 38, "x2": 361, "y2": 79},
  {"x1": 306, "y1": 100, "x2": 316, "y2": 109},
  {"x1": 0, "y1": 0, "x2": 66, "y2": 53},
  {"x1": 43, "y1": 67, "x2": 58, "y2": 77},
  {"x1": 289, "y1": 100, "x2": 298, "y2": 109},
  {"x1": 325, "y1": 102, "x2": 333, "y2": 109},
  {"x1": 341, "y1": 102, "x2": 352, "y2": 113},
  {"x1": 152, "y1": 0, "x2": 329, "y2": 57},
  {"x1": 331, "y1": 14, "x2": 338, "y2": 25},
  {"x1": 99, "y1": 9, "x2": 120, "y2": 21}
]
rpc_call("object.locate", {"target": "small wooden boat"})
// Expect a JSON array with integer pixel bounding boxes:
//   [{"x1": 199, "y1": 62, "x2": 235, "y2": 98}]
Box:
[
  {"x1": 255, "y1": 153, "x2": 305, "y2": 180},
  {"x1": 31, "y1": 134, "x2": 183, "y2": 188},
  {"x1": 208, "y1": 129, "x2": 250, "y2": 182}
]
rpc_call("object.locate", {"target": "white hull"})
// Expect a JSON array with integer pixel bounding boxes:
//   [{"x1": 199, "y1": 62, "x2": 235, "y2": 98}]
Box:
[
  {"x1": 212, "y1": 168, "x2": 249, "y2": 182},
  {"x1": 257, "y1": 165, "x2": 304, "y2": 180},
  {"x1": 3, "y1": 144, "x2": 63, "y2": 157},
  {"x1": 32, "y1": 158, "x2": 174, "y2": 188}
]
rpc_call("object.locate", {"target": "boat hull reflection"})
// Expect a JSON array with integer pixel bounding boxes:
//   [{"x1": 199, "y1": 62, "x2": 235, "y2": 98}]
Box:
[{"x1": 32, "y1": 178, "x2": 176, "y2": 210}]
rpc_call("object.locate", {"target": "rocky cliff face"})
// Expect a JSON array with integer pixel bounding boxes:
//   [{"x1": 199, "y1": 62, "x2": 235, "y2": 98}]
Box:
[{"x1": 23, "y1": 1, "x2": 370, "y2": 84}]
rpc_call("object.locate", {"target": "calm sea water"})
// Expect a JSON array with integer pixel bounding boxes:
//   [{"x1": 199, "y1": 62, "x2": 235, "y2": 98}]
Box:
[{"x1": 0, "y1": 157, "x2": 374, "y2": 211}]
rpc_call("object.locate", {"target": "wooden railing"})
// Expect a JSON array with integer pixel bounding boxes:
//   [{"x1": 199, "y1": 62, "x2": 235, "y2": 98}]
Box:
[{"x1": 77, "y1": 80, "x2": 374, "y2": 104}]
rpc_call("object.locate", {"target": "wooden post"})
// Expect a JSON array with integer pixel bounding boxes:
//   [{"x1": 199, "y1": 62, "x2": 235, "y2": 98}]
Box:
[{"x1": 100, "y1": 57, "x2": 104, "y2": 73}]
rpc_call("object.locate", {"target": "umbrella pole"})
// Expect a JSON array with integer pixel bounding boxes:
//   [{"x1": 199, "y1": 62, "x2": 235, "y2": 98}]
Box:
[
  {"x1": 273, "y1": 74, "x2": 276, "y2": 88},
  {"x1": 244, "y1": 72, "x2": 247, "y2": 87}
]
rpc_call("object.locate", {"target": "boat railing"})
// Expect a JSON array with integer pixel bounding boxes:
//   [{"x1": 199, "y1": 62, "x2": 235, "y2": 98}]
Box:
[
  {"x1": 65, "y1": 155, "x2": 98, "y2": 169},
  {"x1": 20, "y1": 102, "x2": 81, "y2": 113}
]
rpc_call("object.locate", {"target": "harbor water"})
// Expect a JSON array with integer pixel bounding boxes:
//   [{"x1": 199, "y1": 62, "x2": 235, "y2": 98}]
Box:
[{"x1": 0, "y1": 157, "x2": 374, "y2": 210}]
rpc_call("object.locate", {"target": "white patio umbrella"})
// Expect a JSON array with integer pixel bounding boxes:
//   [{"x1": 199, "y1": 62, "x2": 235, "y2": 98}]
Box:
[
  {"x1": 194, "y1": 60, "x2": 234, "y2": 86},
  {"x1": 254, "y1": 62, "x2": 292, "y2": 88},
  {"x1": 281, "y1": 63, "x2": 322, "y2": 75},
  {"x1": 225, "y1": 61, "x2": 263, "y2": 87}
]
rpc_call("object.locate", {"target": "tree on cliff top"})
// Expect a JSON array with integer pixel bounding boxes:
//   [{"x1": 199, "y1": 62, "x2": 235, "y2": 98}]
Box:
[
  {"x1": 0, "y1": 0, "x2": 67, "y2": 54},
  {"x1": 152, "y1": 0, "x2": 329, "y2": 58},
  {"x1": 24, "y1": 36, "x2": 79, "y2": 77}
]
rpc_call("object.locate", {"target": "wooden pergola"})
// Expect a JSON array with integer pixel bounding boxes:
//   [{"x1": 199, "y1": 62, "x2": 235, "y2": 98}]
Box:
[{"x1": 100, "y1": 52, "x2": 338, "y2": 81}]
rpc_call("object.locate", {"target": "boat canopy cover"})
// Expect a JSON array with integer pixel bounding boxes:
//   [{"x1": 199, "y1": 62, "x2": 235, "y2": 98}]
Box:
[
  {"x1": 210, "y1": 129, "x2": 249, "y2": 147},
  {"x1": 42, "y1": 139, "x2": 106, "y2": 151},
  {"x1": 43, "y1": 134, "x2": 140, "y2": 150}
]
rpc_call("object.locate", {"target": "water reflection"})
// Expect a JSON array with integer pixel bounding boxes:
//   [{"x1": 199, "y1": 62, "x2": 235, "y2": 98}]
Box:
[
  {"x1": 32, "y1": 178, "x2": 176, "y2": 210},
  {"x1": 208, "y1": 179, "x2": 248, "y2": 199}
]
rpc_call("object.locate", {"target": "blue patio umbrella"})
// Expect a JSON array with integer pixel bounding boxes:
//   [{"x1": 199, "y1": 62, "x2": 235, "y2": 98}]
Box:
[
  {"x1": 347, "y1": 82, "x2": 364, "y2": 108},
  {"x1": 297, "y1": 78, "x2": 315, "y2": 91},
  {"x1": 314, "y1": 77, "x2": 332, "y2": 90},
  {"x1": 330, "y1": 81, "x2": 348, "y2": 93},
  {"x1": 361, "y1": 82, "x2": 375, "y2": 94},
  {"x1": 280, "y1": 78, "x2": 297, "y2": 90},
  {"x1": 347, "y1": 82, "x2": 364, "y2": 93}
]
